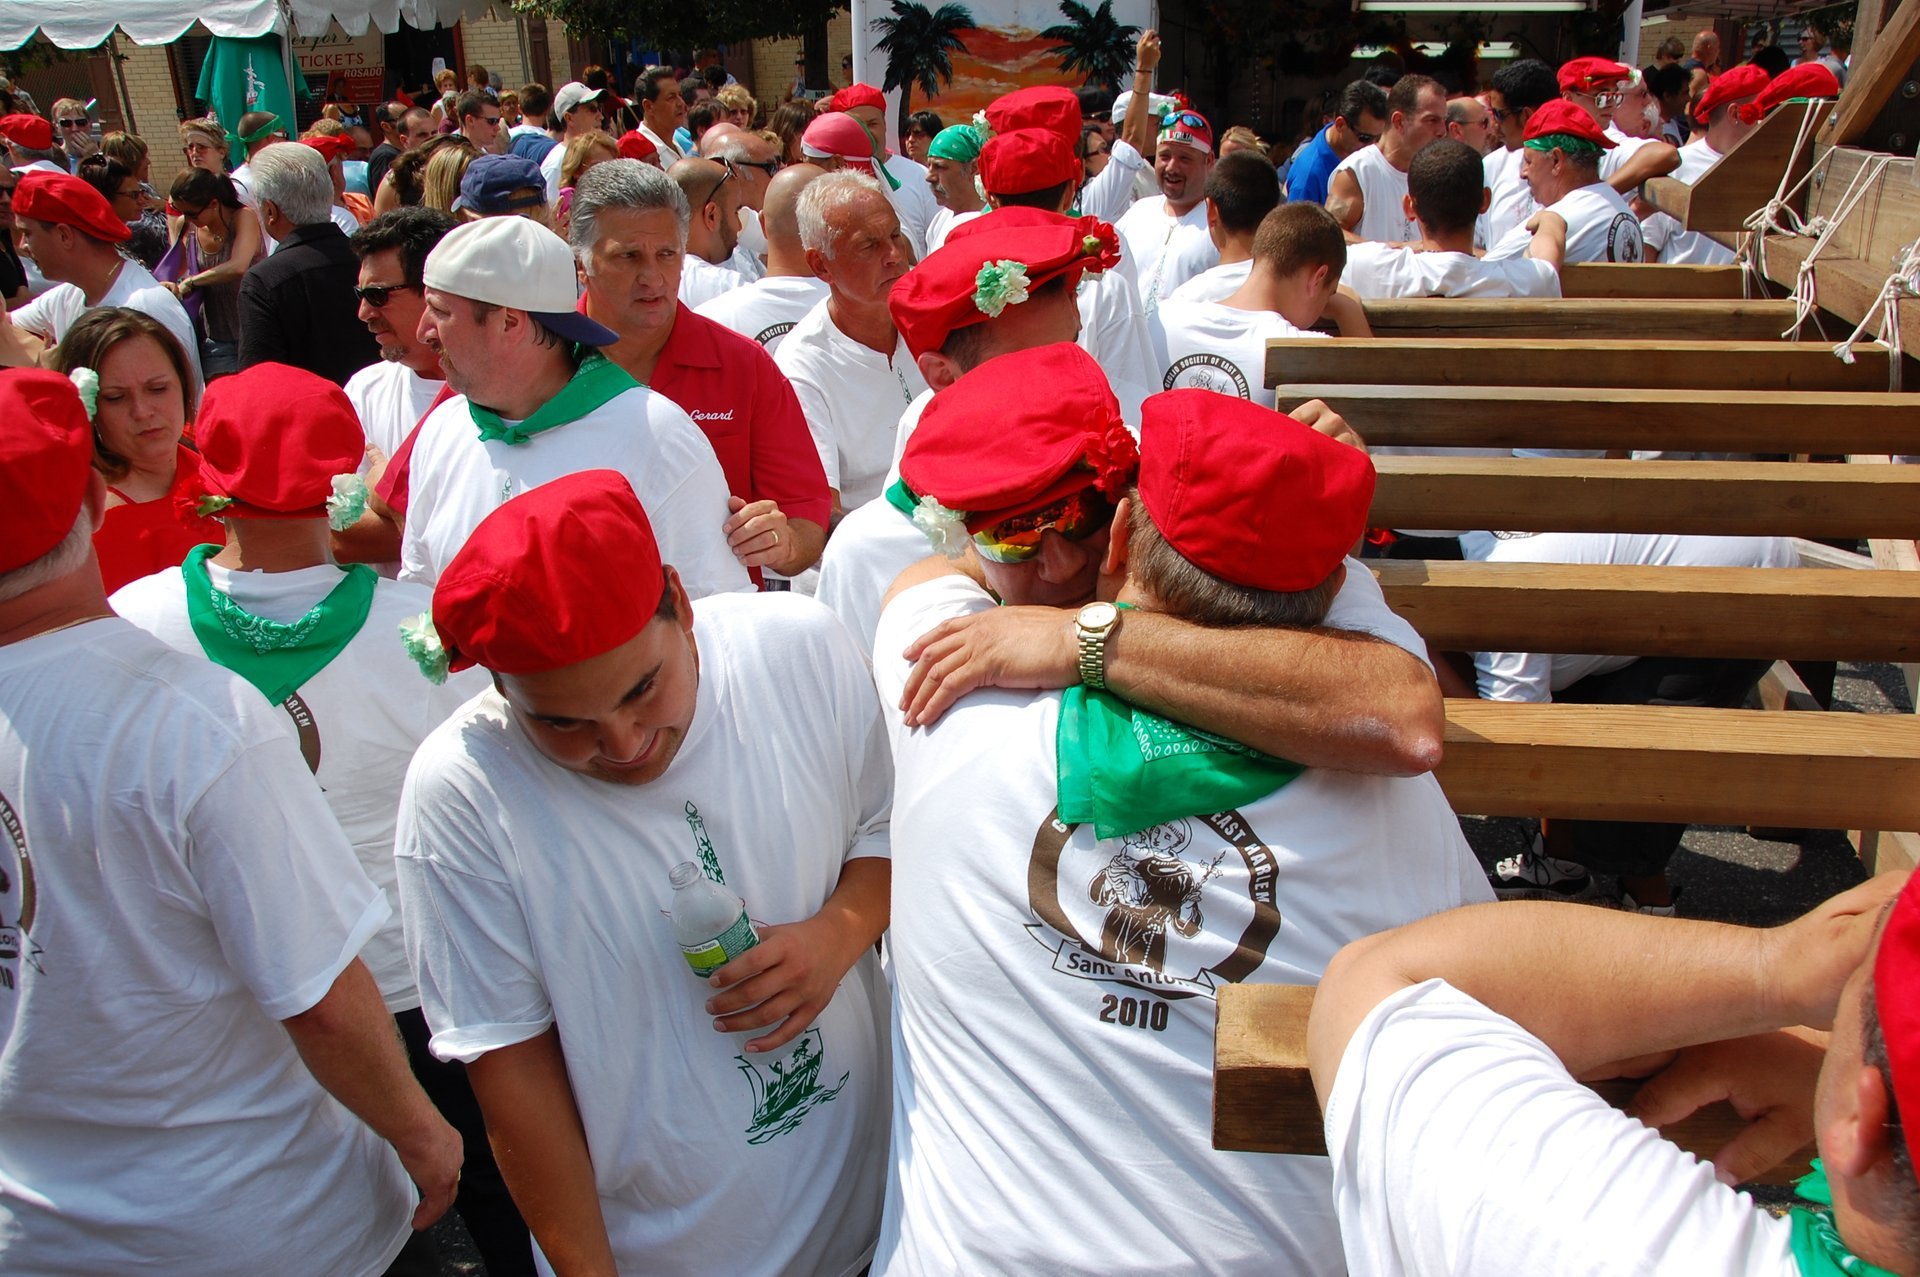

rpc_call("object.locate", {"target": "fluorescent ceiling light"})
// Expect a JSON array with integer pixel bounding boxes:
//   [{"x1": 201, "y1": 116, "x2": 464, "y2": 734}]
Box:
[
  {"x1": 1358, "y1": 1, "x2": 1586, "y2": 10},
  {"x1": 1354, "y1": 41, "x2": 1521, "y2": 56},
  {"x1": 1642, "y1": 12, "x2": 1671, "y2": 21}
]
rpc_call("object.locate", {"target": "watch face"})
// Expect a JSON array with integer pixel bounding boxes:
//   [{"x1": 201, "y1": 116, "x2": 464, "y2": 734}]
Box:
[{"x1": 1079, "y1": 601, "x2": 1118, "y2": 629}]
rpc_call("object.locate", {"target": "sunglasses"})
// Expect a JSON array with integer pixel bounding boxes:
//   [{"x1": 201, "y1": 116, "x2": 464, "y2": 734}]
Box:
[
  {"x1": 1351, "y1": 127, "x2": 1381, "y2": 145},
  {"x1": 59, "y1": 118, "x2": 88, "y2": 130},
  {"x1": 972, "y1": 489, "x2": 1115, "y2": 564},
  {"x1": 732, "y1": 158, "x2": 781, "y2": 177},
  {"x1": 353, "y1": 282, "x2": 421, "y2": 308},
  {"x1": 697, "y1": 159, "x2": 735, "y2": 208}
]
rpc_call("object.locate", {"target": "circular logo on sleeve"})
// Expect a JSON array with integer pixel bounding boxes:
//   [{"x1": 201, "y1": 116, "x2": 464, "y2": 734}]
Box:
[
  {"x1": 0, "y1": 791, "x2": 42, "y2": 983},
  {"x1": 1162, "y1": 354, "x2": 1252, "y2": 399}
]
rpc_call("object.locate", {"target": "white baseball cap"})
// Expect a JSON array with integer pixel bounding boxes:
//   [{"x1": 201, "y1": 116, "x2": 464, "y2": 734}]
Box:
[
  {"x1": 423, "y1": 216, "x2": 618, "y2": 347},
  {"x1": 552, "y1": 81, "x2": 606, "y2": 119}
]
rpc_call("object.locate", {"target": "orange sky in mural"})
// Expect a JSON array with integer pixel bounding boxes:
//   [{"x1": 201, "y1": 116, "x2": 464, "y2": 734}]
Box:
[{"x1": 910, "y1": 27, "x2": 1084, "y2": 120}]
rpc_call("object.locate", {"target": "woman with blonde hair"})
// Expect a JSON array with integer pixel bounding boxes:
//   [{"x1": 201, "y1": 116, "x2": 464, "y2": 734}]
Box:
[
  {"x1": 375, "y1": 134, "x2": 469, "y2": 213},
  {"x1": 421, "y1": 141, "x2": 478, "y2": 212},
  {"x1": 552, "y1": 132, "x2": 617, "y2": 237},
  {"x1": 179, "y1": 117, "x2": 230, "y2": 175},
  {"x1": 716, "y1": 84, "x2": 757, "y2": 130}
]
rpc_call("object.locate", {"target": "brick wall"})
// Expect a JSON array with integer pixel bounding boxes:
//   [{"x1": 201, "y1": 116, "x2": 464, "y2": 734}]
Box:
[
  {"x1": 457, "y1": 11, "x2": 533, "y2": 87},
  {"x1": 1640, "y1": 15, "x2": 1716, "y2": 65},
  {"x1": 752, "y1": 37, "x2": 806, "y2": 105},
  {"x1": 116, "y1": 40, "x2": 186, "y2": 152}
]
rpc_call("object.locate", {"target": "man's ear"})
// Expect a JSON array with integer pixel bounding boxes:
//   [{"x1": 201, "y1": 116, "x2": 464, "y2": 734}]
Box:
[
  {"x1": 803, "y1": 246, "x2": 831, "y2": 282},
  {"x1": 701, "y1": 200, "x2": 721, "y2": 234},
  {"x1": 1825, "y1": 1062, "x2": 1895, "y2": 1181},
  {"x1": 916, "y1": 351, "x2": 961, "y2": 391},
  {"x1": 1479, "y1": 185, "x2": 1492, "y2": 214},
  {"x1": 1103, "y1": 494, "x2": 1131, "y2": 579},
  {"x1": 1402, "y1": 192, "x2": 1418, "y2": 223}
]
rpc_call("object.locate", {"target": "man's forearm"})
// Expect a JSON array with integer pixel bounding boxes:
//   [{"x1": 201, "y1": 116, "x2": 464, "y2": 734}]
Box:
[
  {"x1": 1104, "y1": 612, "x2": 1444, "y2": 774},
  {"x1": 818, "y1": 854, "x2": 890, "y2": 962},
  {"x1": 1609, "y1": 142, "x2": 1679, "y2": 193}
]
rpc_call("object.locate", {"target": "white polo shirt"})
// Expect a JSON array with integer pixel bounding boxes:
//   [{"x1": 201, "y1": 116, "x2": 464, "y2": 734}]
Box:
[{"x1": 774, "y1": 297, "x2": 928, "y2": 509}]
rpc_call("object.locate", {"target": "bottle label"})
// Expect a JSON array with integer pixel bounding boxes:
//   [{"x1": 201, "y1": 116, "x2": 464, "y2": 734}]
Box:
[{"x1": 681, "y1": 910, "x2": 759, "y2": 977}]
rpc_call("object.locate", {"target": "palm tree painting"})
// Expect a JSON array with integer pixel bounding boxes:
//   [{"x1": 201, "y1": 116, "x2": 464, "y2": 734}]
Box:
[
  {"x1": 1041, "y1": 0, "x2": 1142, "y2": 92},
  {"x1": 869, "y1": 0, "x2": 976, "y2": 118}
]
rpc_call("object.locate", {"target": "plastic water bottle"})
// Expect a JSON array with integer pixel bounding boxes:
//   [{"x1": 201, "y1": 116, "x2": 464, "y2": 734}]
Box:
[{"x1": 669, "y1": 861, "x2": 760, "y2": 977}]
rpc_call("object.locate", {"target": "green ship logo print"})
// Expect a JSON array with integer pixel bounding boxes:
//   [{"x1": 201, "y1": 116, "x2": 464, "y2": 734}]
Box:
[
  {"x1": 736, "y1": 1028, "x2": 848, "y2": 1145},
  {"x1": 685, "y1": 801, "x2": 725, "y2": 885}
]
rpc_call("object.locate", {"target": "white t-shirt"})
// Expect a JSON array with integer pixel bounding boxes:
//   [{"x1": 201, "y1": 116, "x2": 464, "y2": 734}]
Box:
[
  {"x1": 1599, "y1": 131, "x2": 1663, "y2": 185},
  {"x1": 694, "y1": 274, "x2": 830, "y2": 353},
  {"x1": 110, "y1": 564, "x2": 488, "y2": 1012},
  {"x1": 344, "y1": 359, "x2": 445, "y2": 462},
  {"x1": 397, "y1": 593, "x2": 891, "y2": 1276},
  {"x1": 539, "y1": 141, "x2": 567, "y2": 202},
  {"x1": 1152, "y1": 299, "x2": 1326, "y2": 407},
  {"x1": 678, "y1": 253, "x2": 745, "y2": 308},
  {"x1": 882, "y1": 152, "x2": 938, "y2": 259},
  {"x1": 639, "y1": 122, "x2": 684, "y2": 166},
  {"x1": 1487, "y1": 181, "x2": 1642, "y2": 265},
  {"x1": 814, "y1": 492, "x2": 934, "y2": 660},
  {"x1": 870, "y1": 575, "x2": 1486, "y2": 1276},
  {"x1": 1462, "y1": 531, "x2": 1799, "y2": 702},
  {"x1": 1330, "y1": 145, "x2": 1416, "y2": 244},
  {"x1": 1078, "y1": 262, "x2": 1158, "y2": 383},
  {"x1": 0, "y1": 619, "x2": 415, "y2": 1274},
  {"x1": 925, "y1": 205, "x2": 982, "y2": 252},
  {"x1": 1484, "y1": 146, "x2": 1535, "y2": 246},
  {"x1": 1167, "y1": 258, "x2": 1252, "y2": 303},
  {"x1": 1643, "y1": 139, "x2": 1735, "y2": 266},
  {"x1": 1341, "y1": 243, "x2": 1562, "y2": 299},
  {"x1": 1079, "y1": 137, "x2": 1151, "y2": 224},
  {"x1": 399, "y1": 382, "x2": 749, "y2": 596},
  {"x1": 774, "y1": 298, "x2": 928, "y2": 510},
  {"x1": 1114, "y1": 195, "x2": 1218, "y2": 311},
  {"x1": 15, "y1": 258, "x2": 204, "y2": 397},
  {"x1": 1326, "y1": 979, "x2": 1797, "y2": 1277}
]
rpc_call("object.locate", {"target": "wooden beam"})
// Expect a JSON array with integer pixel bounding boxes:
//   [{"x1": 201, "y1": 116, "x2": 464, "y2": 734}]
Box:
[
  {"x1": 1436, "y1": 701, "x2": 1920, "y2": 829},
  {"x1": 1267, "y1": 338, "x2": 1892, "y2": 391},
  {"x1": 1559, "y1": 263, "x2": 1746, "y2": 298},
  {"x1": 1644, "y1": 99, "x2": 1830, "y2": 231},
  {"x1": 1274, "y1": 385, "x2": 1920, "y2": 453},
  {"x1": 1359, "y1": 298, "x2": 1797, "y2": 341},
  {"x1": 1828, "y1": 0, "x2": 1920, "y2": 145},
  {"x1": 1371, "y1": 456, "x2": 1920, "y2": 539},
  {"x1": 1214, "y1": 983, "x2": 1812, "y2": 1184},
  {"x1": 1370, "y1": 561, "x2": 1920, "y2": 661},
  {"x1": 1747, "y1": 231, "x2": 1920, "y2": 367}
]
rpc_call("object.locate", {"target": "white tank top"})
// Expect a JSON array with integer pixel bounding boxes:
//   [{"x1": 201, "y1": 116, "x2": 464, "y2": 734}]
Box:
[{"x1": 1331, "y1": 145, "x2": 1417, "y2": 243}]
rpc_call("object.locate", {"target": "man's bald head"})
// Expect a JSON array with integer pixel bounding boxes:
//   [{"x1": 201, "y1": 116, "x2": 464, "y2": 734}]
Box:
[
  {"x1": 698, "y1": 122, "x2": 743, "y2": 153},
  {"x1": 699, "y1": 126, "x2": 780, "y2": 210},
  {"x1": 764, "y1": 162, "x2": 825, "y2": 247},
  {"x1": 669, "y1": 156, "x2": 739, "y2": 262}
]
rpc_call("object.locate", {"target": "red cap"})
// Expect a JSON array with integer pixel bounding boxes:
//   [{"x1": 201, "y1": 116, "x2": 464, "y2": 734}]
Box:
[
  {"x1": 1738, "y1": 63, "x2": 1840, "y2": 123},
  {"x1": 1695, "y1": 63, "x2": 1773, "y2": 123},
  {"x1": 901, "y1": 343, "x2": 1136, "y2": 532},
  {"x1": 1558, "y1": 57, "x2": 1633, "y2": 93},
  {"x1": 302, "y1": 133, "x2": 353, "y2": 163},
  {"x1": 0, "y1": 369, "x2": 95, "y2": 574},
  {"x1": 978, "y1": 127, "x2": 1081, "y2": 197},
  {"x1": 432, "y1": 469, "x2": 666, "y2": 676},
  {"x1": 828, "y1": 83, "x2": 887, "y2": 114},
  {"x1": 1138, "y1": 389, "x2": 1375, "y2": 592},
  {"x1": 1878, "y1": 874, "x2": 1920, "y2": 1191},
  {"x1": 1158, "y1": 108, "x2": 1214, "y2": 157},
  {"x1": 985, "y1": 86, "x2": 1081, "y2": 147},
  {"x1": 0, "y1": 113, "x2": 53, "y2": 152},
  {"x1": 616, "y1": 129, "x2": 659, "y2": 161},
  {"x1": 890, "y1": 216, "x2": 1119, "y2": 358},
  {"x1": 189, "y1": 363, "x2": 366, "y2": 520},
  {"x1": 1523, "y1": 98, "x2": 1616, "y2": 149},
  {"x1": 14, "y1": 170, "x2": 134, "y2": 243},
  {"x1": 801, "y1": 111, "x2": 879, "y2": 173}
]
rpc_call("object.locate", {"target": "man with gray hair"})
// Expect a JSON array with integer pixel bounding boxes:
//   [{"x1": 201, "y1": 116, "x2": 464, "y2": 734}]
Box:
[
  {"x1": 237, "y1": 142, "x2": 378, "y2": 382},
  {"x1": 774, "y1": 170, "x2": 926, "y2": 520},
  {"x1": 668, "y1": 156, "x2": 747, "y2": 307}
]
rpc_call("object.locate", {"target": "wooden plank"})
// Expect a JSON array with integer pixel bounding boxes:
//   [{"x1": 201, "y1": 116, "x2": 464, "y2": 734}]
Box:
[
  {"x1": 1645, "y1": 99, "x2": 1831, "y2": 231},
  {"x1": 1371, "y1": 457, "x2": 1920, "y2": 539},
  {"x1": 1559, "y1": 263, "x2": 1745, "y2": 299},
  {"x1": 1273, "y1": 385, "x2": 1920, "y2": 453},
  {"x1": 1855, "y1": 828, "x2": 1920, "y2": 873},
  {"x1": 1267, "y1": 338, "x2": 1891, "y2": 391},
  {"x1": 1369, "y1": 561, "x2": 1920, "y2": 661},
  {"x1": 1828, "y1": 0, "x2": 1920, "y2": 145},
  {"x1": 1214, "y1": 984, "x2": 1812, "y2": 1184},
  {"x1": 1436, "y1": 701, "x2": 1920, "y2": 829},
  {"x1": 1747, "y1": 234, "x2": 1920, "y2": 372},
  {"x1": 1359, "y1": 298, "x2": 1797, "y2": 341}
]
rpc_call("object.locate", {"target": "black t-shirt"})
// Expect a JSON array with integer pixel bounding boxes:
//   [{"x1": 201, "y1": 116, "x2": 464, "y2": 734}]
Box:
[
  {"x1": 366, "y1": 142, "x2": 400, "y2": 198},
  {"x1": 0, "y1": 234, "x2": 26, "y2": 300}
]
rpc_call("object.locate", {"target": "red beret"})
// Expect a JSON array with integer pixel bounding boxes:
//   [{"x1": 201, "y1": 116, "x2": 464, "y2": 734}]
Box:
[
  {"x1": 1138, "y1": 389, "x2": 1375, "y2": 592},
  {"x1": 802, "y1": 111, "x2": 879, "y2": 173},
  {"x1": 14, "y1": 170, "x2": 133, "y2": 243},
  {"x1": 301, "y1": 133, "x2": 353, "y2": 163},
  {"x1": 433, "y1": 470, "x2": 666, "y2": 677},
  {"x1": 901, "y1": 343, "x2": 1136, "y2": 532},
  {"x1": 1522, "y1": 98, "x2": 1616, "y2": 149},
  {"x1": 828, "y1": 83, "x2": 887, "y2": 114},
  {"x1": 0, "y1": 369, "x2": 95, "y2": 574},
  {"x1": 891, "y1": 216, "x2": 1119, "y2": 358},
  {"x1": 1877, "y1": 873, "x2": 1920, "y2": 1191},
  {"x1": 617, "y1": 129, "x2": 658, "y2": 161},
  {"x1": 978, "y1": 127, "x2": 1081, "y2": 197},
  {"x1": 0, "y1": 113, "x2": 52, "y2": 152},
  {"x1": 1695, "y1": 63, "x2": 1773, "y2": 123},
  {"x1": 189, "y1": 363, "x2": 366, "y2": 520},
  {"x1": 985, "y1": 86, "x2": 1081, "y2": 147},
  {"x1": 1738, "y1": 63, "x2": 1840, "y2": 123},
  {"x1": 1558, "y1": 57, "x2": 1633, "y2": 93}
]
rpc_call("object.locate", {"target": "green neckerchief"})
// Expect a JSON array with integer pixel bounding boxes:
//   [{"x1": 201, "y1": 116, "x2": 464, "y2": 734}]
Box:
[
  {"x1": 469, "y1": 353, "x2": 636, "y2": 445},
  {"x1": 225, "y1": 114, "x2": 283, "y2": 147},
  {"x1": 1788, "y1": 1162, "x2": 1899, "y2": 1277},
  {"x1": 884, "y1": 477, "x2": 918, "y2": 519},
  {"x1": 182, "y1": 545, "x2": 378, "y2": 705},
  {"x1": 1057, "y1": 608, "x2": 1305, "y2": 839}
]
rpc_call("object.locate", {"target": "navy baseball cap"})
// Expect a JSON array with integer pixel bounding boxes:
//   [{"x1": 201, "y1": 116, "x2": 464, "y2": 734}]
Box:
[{"x1": 455, "y1": 153, "x2": 549, "y2": 214}]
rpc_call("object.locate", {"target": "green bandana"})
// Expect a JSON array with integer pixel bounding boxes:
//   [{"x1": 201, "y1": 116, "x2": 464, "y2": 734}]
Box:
[
  {"x1": 225, "y1": 114, "x2": 283, "y2": 147},
  {"x1": 928, "y1": 124, "x2": 984, "y2": 162},
  {"x1": 1788, "y1": 1162, "x2": 1899, "y2": 1277},
  {"x1": 469, "y1": 353, "x2": 636, "y2": 445},
  {"x1": 850, "y1": 119, "x2": 904, "y2": 191},
  {"x1": 1523, "y1": 133, "x2": 1605, "y2": 156},
  {"x1": 1057, "y1": 677, "x2": 1305, "y2": 839},
  {"x1": 183, "y1": 545, "x2": 378, "y2": 705},
  {"x1": 884, "y1": 477, "x2": 918, "y2": 519}
]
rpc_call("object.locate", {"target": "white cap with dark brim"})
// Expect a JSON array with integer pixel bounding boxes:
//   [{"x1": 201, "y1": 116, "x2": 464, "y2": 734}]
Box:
[{"x1": 423, "y1": 215, "x2": 618, "y2": 347}]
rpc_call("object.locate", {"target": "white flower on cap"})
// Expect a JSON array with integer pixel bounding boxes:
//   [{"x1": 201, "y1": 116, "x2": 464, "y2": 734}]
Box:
[{"x1": 422, "y1": 216, "x2": 618, "y2": 347}]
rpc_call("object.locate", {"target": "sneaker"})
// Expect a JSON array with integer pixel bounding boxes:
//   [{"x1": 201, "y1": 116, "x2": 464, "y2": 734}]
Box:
[
  {"x1": 1490, "y1": 832, "x2": 1592, "y2": 899},
  {"x1": 1620, "y1": 887, "x2": 1680, "y2": 917}
]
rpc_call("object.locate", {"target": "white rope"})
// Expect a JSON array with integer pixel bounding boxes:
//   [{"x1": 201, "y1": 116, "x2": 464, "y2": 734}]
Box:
[
  {"x1": 1833, "y1": 235, "x2": 1920, "y2": 391},
  {"x1": 1736, "y1": 101, "x2": 1830, "y2": 301},
  {"x1": 1783, "y1": 152, "x2": 1892, "y2": 340}
]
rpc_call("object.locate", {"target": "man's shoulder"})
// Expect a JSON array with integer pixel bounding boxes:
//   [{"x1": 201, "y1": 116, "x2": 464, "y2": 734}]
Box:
[
  {"x1": 344, "y1": 359, "x2": 402, "y2": 399},
  {"x1": 770, "y1": 298, "x2": 836, "y2": 368}
]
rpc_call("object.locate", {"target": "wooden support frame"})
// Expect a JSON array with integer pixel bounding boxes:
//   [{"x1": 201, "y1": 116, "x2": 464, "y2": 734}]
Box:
[
  {"x1": 1372, "y1": 457, "x2": 1920, "y2": 539},
  {"x1": 1267, "y1": 338, "x2": 1892, "y2": 391},
  {"x1": 1558, "y1": 263, "x2": 1745, "y2": 299},
  {"x1": 1828, "y1": 0, "x2": 1920, "y2": 146},
  {"x1": 1645, "y1": 99, "x2": 1832, "y2": 231},
  {"x1": 1358, "y1": 298, "x2": 1797, "y2": 340}
]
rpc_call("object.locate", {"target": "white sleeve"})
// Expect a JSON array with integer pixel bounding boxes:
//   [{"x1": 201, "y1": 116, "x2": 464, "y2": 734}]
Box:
[
  {"x1": 870, "y1": 573, "x2": 999, "y2": 713},
  {"x1": 820, "y1": 606, "x2": 893, "y2": 862},
  {"x1": 637, "y1": 406, "x2": 754, "y2": 599},
  {"x1": 1474, "y1": 647, "x2": 1554, "y2": 703},
  {"x1": 12, "y1": 286, "x2": 62, "y2": 341},
  {"x1": 1323, "y1": 558, "x2": 1434, "y2": 671},
  {"x1": 1080, "y1": 137, "x2": 1149, "y2": 224},
  {"x1": 1082, "y1": 274, "x2": 1159, "y2": 389}
]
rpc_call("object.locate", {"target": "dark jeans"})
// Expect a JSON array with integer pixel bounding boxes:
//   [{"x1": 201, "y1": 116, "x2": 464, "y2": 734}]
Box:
[
  {"x1": 1360, "y1": 533, "x2": 1467, "y2": 561},
  {"x1": 1553, "y1": 655, "x2": 1774, "y2": 877}
]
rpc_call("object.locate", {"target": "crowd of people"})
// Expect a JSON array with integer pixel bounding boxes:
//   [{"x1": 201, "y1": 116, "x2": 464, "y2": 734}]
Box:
[{"x1": 0, "y1": 25, "x2": 1909, "y2": 1277}]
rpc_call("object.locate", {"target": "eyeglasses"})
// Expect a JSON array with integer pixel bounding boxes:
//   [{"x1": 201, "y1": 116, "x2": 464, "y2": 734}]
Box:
[
  {"x1": 353, "y1": 283, "x2": 421, "y2": 308},
  {"x1": 1351, "y1": 127, "x2": 1381, "y2": 145},
  {"x1": 732, "y1": 158, "x2": 781, "y2": 177},
  {"x1": 1486, "y1": 106, "x2": 1510, "y2": 123},
  {"x1": 59, "y1": 118, "x2": 88, "y2": 130},
  {"x1": 697, "y1": 159, "x2": 734, "y2": 209},
  {"x1": 972, "y1": 489, "x2": 1115, "y2": 564},
  {"x1": 478, "y1": 114, "x2": 502, "y2": 126}
]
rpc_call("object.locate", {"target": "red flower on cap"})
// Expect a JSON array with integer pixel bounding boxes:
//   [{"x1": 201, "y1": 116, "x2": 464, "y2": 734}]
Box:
[
  {"x1": 14, "y1": 170, "x2": 134, "y2": 243},
  {"x1": 1877, "y1": 873, "x2": 1920, "y2": 1191},
  {"x1": 0, "y1": 369, "x2": 95, "y2": 575},
  {"x1": 828, "y1": 83, "x2": 887, "y2": 115},
  {"x1": 1522, "y1": 98, "x2": 1616, "y2": 149},
  {"x1": 890, "y1": 216, "x2": 1121, "y2": 358},
  {"x1": 977, "y1": 127, "x2": 1081, "y2": 198},
  {"x1": 302, "y1": 133, "x2": 354, "y2": 163},
  {"x1": 984, "y1": 86, "x2": 1081, "y2": 148},
  {"x1": 1695, "y1": 63, "x2": 1774, "y2": 123},
  {"x1": 617, "y1": 129, "x2": 659, "y2": 161},
  {"x1": 0, "y1": 113, "x2": 53, "y2": 152},
  {"x1": 1138, "y1": 389, "x2": 1376, "y2": 593},
  {"x1": 430, "y1": 469, "x2": 666, "y2": 677},
  {"x1": 901, "y1": 343, "x2": 1136, "y2": 532},
  {"x1": 186, "y1": 363, "x2": 366, "y2": 521},
  {"x1": 1737, "y1": 63, "x2": 1840, "y2": 123},
  {"x1": 1558, "y1": 56, "x2": 1633, "y2": 94}
]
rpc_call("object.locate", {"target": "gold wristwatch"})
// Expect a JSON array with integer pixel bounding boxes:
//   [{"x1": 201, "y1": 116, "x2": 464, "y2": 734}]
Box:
[{"x1": 1075, "y1": 601, "x2": 1121, "y2": 689}]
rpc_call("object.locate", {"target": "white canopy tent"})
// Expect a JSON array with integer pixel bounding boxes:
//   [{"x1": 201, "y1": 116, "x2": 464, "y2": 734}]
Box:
[{"x1": 0, "y1": 0, "x2": 495, "y2": 48}]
